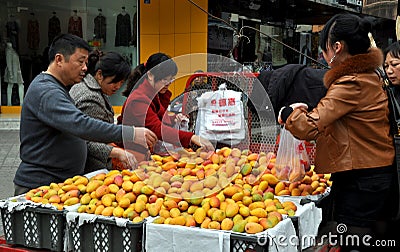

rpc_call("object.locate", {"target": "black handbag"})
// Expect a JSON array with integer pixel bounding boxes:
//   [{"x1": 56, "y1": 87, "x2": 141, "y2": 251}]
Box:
[{"x1": 381, "y1": 69, "x2": 400, "y2": 220}]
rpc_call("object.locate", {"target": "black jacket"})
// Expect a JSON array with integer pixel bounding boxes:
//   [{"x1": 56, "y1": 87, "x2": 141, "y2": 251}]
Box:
[{"x1": 253, "y1": 64, "x2": 327, "y2": 120}]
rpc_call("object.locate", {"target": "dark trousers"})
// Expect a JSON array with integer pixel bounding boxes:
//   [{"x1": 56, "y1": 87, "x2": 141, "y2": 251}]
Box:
[{"x1": 14, "y1": 184, "x2": 31, "y2": 196}]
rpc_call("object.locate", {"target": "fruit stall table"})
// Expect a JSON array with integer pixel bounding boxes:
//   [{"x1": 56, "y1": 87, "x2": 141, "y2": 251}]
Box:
[
  {"x1": 0, "y1": 146, "x2": 330, "y2": 252},
  {"x1": 145, "y1": 216, "x2": 297, "y2": 252}
]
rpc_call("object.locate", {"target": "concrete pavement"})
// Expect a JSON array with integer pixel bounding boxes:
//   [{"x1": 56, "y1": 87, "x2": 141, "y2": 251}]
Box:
[{"x1": 0, "y1": 129, "x2": 20, "y2": 237}]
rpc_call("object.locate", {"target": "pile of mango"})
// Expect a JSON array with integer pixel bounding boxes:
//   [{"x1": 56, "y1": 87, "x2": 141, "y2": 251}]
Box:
[
  {"x1": 25, "y1": 175, "x2": 90, "y2": 210},
  {"x1": 24, "y1": 147, "x2": 330, "y2": 234}
]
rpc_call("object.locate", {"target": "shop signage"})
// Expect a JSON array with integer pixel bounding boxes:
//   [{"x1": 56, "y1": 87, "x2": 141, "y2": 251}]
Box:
[{"x1": 338, "y1": 0, "x2": 362, "y2": 7}]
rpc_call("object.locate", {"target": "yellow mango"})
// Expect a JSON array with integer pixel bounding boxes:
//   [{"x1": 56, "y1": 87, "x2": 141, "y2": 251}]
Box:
[
  {"x1": 238, "y1": 206, "x2": 250, "y2": 217},
  {"x1": 95, "y1": 205, "x2": 105, "y2": 215},
  {"x1": 208, "y1": 221, "x2": 221, "y2": 230},
  {"x1": 64, "y1": 197, "x2": 80, "y2": 206},
  {"x1": 135, "y1": 200, "x2": 146, "y2": 213},
  {"x1": 118, "y1": 197, "x2": 131, "y2": 208},
  {"x1": 170, "y1": 216, "x2": 186, "y2": 226},
  {"x1": 221, "y1": 218, "x2": 234, "y2": 230},
  {"x1": 80, "y1": 193, "x2": 91, "y2": 205},
  {"x1": 232, "y1": 220, "x2": 247, "y2": 233},
  {"x1": 261, "y1": 174, "x2": 279, "y2": 186},
  {"x1": 249, "y1": 202, "x2": 265, "y2": 211},
  {"x1": 43, "y1": 189, "x2": 58, "y2": 200},
  {"x1": 48, "y1": 195, "x2": 61, "y2": 204},
  {"x1": 246, "y1": 216, "x2": 259, "y2": 223},
  {"x1": 101, "y1": 206, "x2": 115, "y2": 217},
  {"x1": 250, "y1": 208, "x2": 268, "y2": 218},
  {"x1": 211, "y1": 209, "x2": 226, "y2": 222},
  {"x1": 74, "y1": 176, "x2": 89, "y2": 186},
  {"x1": 200, "y1": 217, "x2": 211, "y2": 229},
  {"x1": 153, "y1": 217, "x2": 166, "y2": 224},
  {"x1": 132, "y1": 216, "x2": 144, "y2": 223},
  {"x1": 101, "y1": 194, "x2": 114, "y2": 207},
  {"x1": 77, "y1": 205, "x2": 86, "y2": 213},
  {"x1": 245, "y1": 222, "x2": 264, "y2": 234},
  {"x1": 225, "y1": 203, "x2": 239, "y2": 218},
  {"x1": 113, "y1": 206, "x2": 124, "y2": 218},
  {"x1": 194, "y1": 207, "x2": 206, "y2": 224},
  {"x1": 86, "y1": 204, "x2": 97, "y2": 214},
  {"x1": 61, "y1": 184, "x2": 78, "y2": 192}
]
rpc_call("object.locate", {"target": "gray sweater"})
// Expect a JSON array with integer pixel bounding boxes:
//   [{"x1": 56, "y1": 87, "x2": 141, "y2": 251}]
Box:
[
  {"x1": 14, "y1": 73, "x2": 134, "y2": 189},
  {"x1": 69, "y1": 74, "x2": 115, "y2": 172}
]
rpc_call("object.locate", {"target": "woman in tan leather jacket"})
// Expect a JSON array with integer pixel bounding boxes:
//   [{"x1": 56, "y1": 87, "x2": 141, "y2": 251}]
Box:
[{"x1": 280, "y1": 13, "x2": 396, "y2": 251}]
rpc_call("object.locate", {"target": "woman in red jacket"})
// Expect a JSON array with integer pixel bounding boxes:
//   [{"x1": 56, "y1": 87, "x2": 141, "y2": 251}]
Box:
[{"x1": 119, "y1": 53, "x2": 214, "y2": 154}]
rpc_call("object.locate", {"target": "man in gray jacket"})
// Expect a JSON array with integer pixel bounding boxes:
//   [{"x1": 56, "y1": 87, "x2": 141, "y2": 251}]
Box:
[{"x1": 13, "y1": 34, "x2": 157, "y2": 195}]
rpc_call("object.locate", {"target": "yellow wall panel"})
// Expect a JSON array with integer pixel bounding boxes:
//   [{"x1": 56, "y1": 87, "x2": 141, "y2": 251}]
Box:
[
  {"x1": 191, "y1": 33, "x2": 207, "y2": 53},
  {"x1": 174, "y1": 55, "x2": 191, "y2": 79},
  {"x1": 160, "y1": 34, "x2": 175, "y2": 57},
  {"x1": 140, "y1": 0, "x2": 160, "y2": 35},
  {"x1": 175, "y1": 33, "x2": 191, "y2": 57},
  {"x1": 140, "y1": 0, "x2": 208, "y2": 76},
  {"x1": 160, "y1": 0, "x2": 175, "y2": 34},
  {"x1": 190, "y1": 53, "x2": 208, "y2": 73},
  {"x1": 190, "y1": 0, "x2": 208, "y2": 33},
  {"x1": 140, "y1": 35, "x2": 160, "y2": 62},
  {"x1": 174, "y1": 0, "x2": 191, "y2": 34}
]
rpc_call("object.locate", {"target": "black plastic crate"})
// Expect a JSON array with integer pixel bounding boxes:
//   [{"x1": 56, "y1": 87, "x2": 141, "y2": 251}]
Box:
[
  {"x1": 68, "y1": 214, "x2": 144, "y2": 252},
  {"x1": 0, "y1": 204, "x2": 66, "y2": 251},
  {"x1": 230, "y1": 232, "x2": 269, "y2": 252}
]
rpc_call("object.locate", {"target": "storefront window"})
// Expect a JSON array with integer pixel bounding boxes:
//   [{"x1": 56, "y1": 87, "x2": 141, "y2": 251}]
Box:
[{"x1": 0, "y1": 0, "x2": 138, "y2": 106}]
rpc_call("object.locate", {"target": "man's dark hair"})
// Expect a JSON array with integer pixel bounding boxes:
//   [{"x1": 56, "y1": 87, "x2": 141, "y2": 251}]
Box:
[{"x1": 48, "y1": 34, "x2": 90, "y2": 63}]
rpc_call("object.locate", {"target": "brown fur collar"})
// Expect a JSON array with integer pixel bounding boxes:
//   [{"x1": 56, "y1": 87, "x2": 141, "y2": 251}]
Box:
[{"x1": 324, "y1": 47, "x2": 383, "y2": 88}]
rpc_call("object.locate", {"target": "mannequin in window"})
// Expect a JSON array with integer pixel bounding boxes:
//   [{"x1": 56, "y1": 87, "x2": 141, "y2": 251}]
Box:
[
  {"x1": 94, "y1": 8, "x2": 106, "y2": 43},
  {"x1": 6, "y1": 14, "x2": 19, "y2": 52},
  {"x1": 48, "y1": 11, "x2": 61, "y2": 45},
  {"x1": 68, "y1": 10, "x2": 83, "y2": 38},
  {"x1": 115, "y1": 6, "x2": 131, "y2": 47},
  {"x1": 27, "y1": 12, "x2": 40, "y2": 50},
  {"x1": 131, "y1": 12, "x2": 137, "y2": 46},
  {"x1": 5, "y1": 42, "x2": 24, "y2": 106}
]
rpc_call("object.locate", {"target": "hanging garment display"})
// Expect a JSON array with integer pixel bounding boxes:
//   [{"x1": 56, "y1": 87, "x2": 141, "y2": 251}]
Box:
[
  {"x1": 115, "y1": 11, "x2": 131, "y2": 46},
  {"x1": 27, "y1": 16, "x2": 40, "y2": 50},
  {"x1": 94, "y1": 12, "x2": 106, "y2": 42},
  {"x1": 6, "y1": 19, "x2": 19, "y2": 52},
  {"x1": 48, "y1": 13, "x2": 61, "y2": 45},
  {"x1": 68, "y1": 11, "x2": 83, "y2": 38},
  {"x1": 131, "y1": 12, "x2": 137, "y2": 46}
]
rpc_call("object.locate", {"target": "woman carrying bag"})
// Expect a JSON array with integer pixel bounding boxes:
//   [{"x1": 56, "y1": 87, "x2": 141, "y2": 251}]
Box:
[{"x1": 279, "y1": 13, "x2": 397, "y2": 251}]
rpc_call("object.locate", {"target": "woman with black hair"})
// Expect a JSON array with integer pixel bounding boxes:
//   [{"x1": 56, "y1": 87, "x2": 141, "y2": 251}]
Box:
[
  {"x1": 279, "y1": 13, "x2": 396, "y2": 251},
  {"x1": 70, "y1": 50, "x2": 136, "y2": 172},
  {"x1": 118, "y1": 52, "x2": 214, "y2": 153}
]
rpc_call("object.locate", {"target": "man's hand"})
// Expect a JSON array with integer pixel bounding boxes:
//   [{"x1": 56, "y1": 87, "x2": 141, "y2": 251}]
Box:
[
  {"x1": 110, "y1": 147, "x2": 138, "y2": 169},
  {"x1": 133, "y1": 127, "x2": 157, "y2": 149}
]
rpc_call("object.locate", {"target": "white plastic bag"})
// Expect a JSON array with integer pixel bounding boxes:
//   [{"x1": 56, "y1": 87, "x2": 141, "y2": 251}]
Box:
[
  {"x1": 275, "y1": 126, "x2": 310, "y2": 182},
  {"x1": 195, "y1": 83, "x2": 245, "y2": 144}
]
